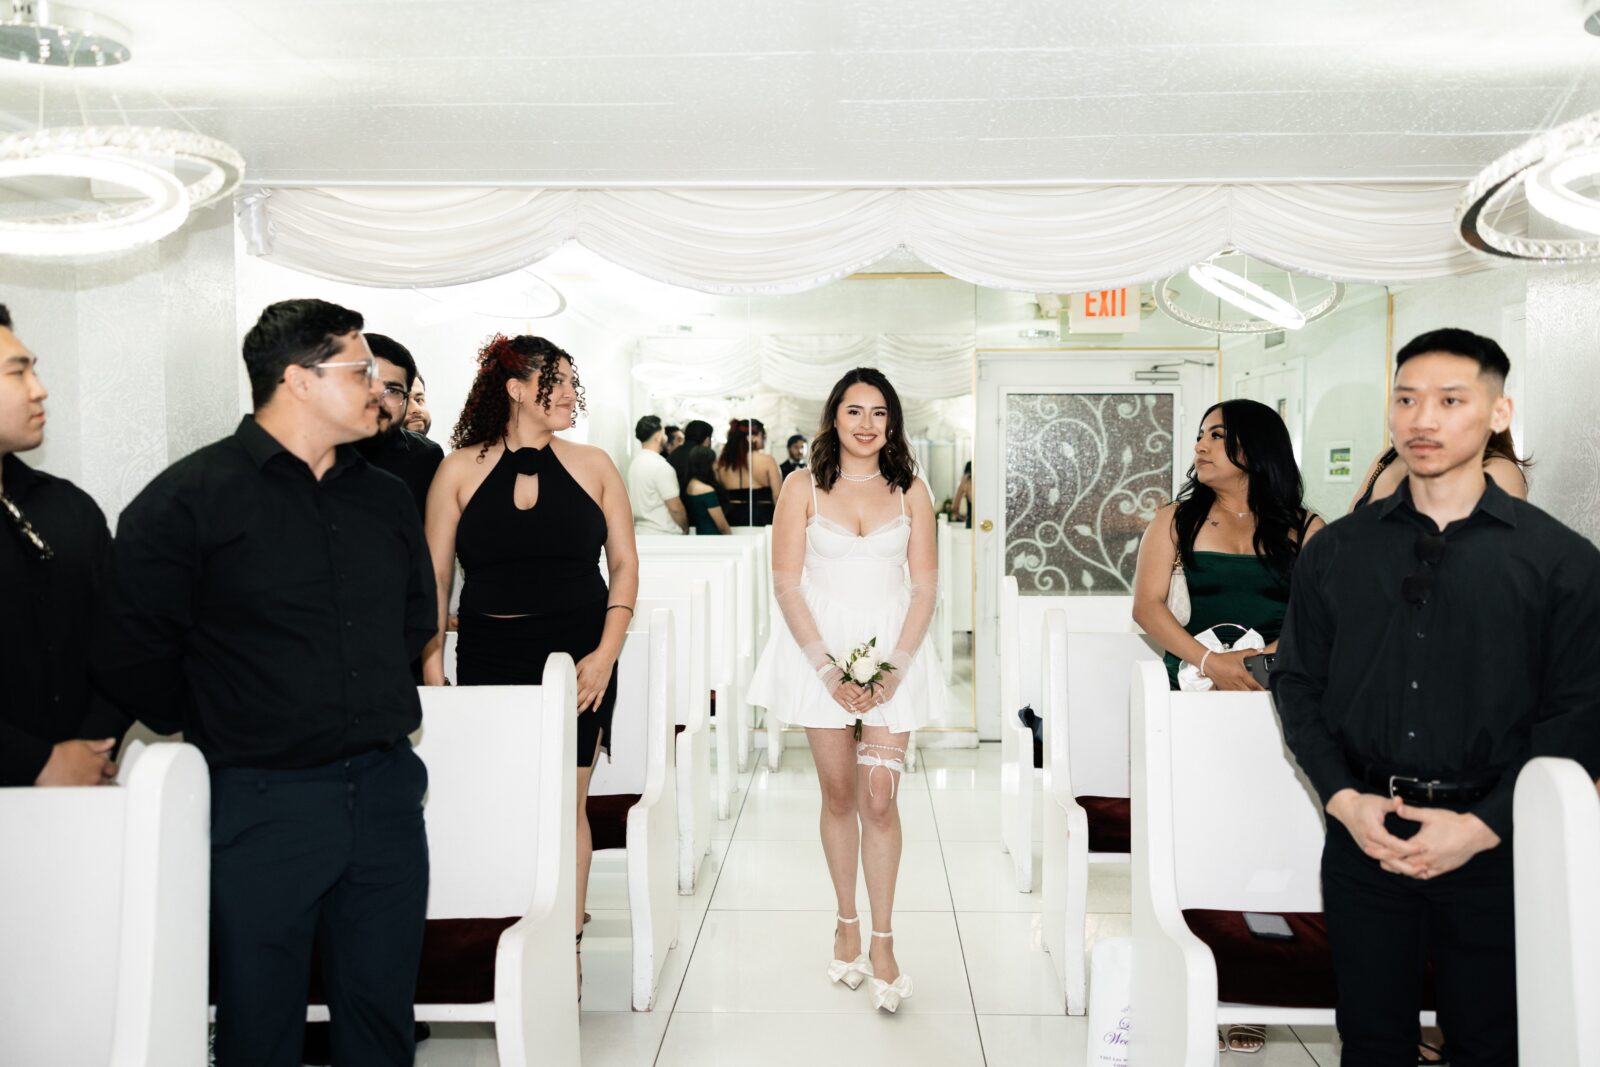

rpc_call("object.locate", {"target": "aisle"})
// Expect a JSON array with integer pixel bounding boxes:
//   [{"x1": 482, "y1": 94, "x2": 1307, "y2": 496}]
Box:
[{"x1": 415, "y1": 742, "x2": 1343, "y2": 1066}]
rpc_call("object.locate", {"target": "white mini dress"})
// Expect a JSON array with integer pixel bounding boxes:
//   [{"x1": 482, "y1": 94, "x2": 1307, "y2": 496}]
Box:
[{"x1": 747, "y1": 483, "x2": 942, "y2": 734}]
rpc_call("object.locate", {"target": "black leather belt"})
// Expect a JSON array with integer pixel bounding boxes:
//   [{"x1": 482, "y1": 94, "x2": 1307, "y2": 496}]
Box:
[{"x1": 1347, "y1": 757, "x2": 1501, "y2": 805}]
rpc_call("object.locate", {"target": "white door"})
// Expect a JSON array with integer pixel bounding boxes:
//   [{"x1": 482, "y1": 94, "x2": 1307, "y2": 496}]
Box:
[{"x1": 972, "y1": 353, "x2": 1212, "y2": 738}]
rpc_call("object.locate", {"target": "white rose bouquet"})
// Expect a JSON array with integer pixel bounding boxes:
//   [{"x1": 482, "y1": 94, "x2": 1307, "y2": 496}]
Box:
[{"x1": 827, "y1": 638, "x2": 898, "y2": 738}]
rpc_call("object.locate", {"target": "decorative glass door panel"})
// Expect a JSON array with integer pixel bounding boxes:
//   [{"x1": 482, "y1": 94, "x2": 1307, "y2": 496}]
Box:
[{"x1": 1004, "y1": 391, "x2": 1176, "y2": 595}]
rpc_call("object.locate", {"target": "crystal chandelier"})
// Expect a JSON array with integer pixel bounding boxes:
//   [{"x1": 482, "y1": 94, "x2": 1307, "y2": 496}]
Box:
[
  {"x1": 0, "y1": 4, "x2": 245, "y2": 257},
  {"x1": 1457, "y1": 109, "x2": 1600, "y2": 262},
  {"x1": 1157, "y1": 253, "x2": 1344, "y2": 334}
]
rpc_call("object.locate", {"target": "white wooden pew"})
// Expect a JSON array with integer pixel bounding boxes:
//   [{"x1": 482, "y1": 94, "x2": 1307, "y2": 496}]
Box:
[
  {"x1": 636, "y1": 554, "x2": 740, "y2": 819},
  {"x1": 587, "y1": 609, "x2": 680, "y2": 1010},
  {"x1": 1038, "y1": 599, "x2": 1160, "y2": 1014},
  {"x1": 1515, "y1": 756, "x2": 1600, "y2": 1066},
  {"x1": 1130, "y1": 660, "x2": 1436, "y2": 1065},
  {"x1": 638, "y1": 577, "x2": 714, "y2": 893},
  {"x1": 0, "y1": 743, "x2": 210, "y2": 1067},
  {"x1": 637, "y1": 535, "x2": 760, "y2": 775},
  {"x1": 997, "y1": 576, "x2": 1035, "y2": 891},
  {"x1": 734, "y1": 526, "x2": 790, "y2": 770},
  {"x1": 404, "y1": 665, "x2": 579, "y2": 1064},
  {"x1": 935, "y1": 514, "x2": 955, "y2": 684}
]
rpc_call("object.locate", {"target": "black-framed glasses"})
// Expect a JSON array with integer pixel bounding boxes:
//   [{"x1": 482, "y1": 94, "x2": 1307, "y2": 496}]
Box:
[
  {"x1": 1401, "y1": 531, "x2": 1446, "y2": 607},
  {"x1": 380, "y1": 383, "x2": 407, "y2": 401},
  {"x1": 0, "y1": 492, "x2": 53, "y2": 560}
]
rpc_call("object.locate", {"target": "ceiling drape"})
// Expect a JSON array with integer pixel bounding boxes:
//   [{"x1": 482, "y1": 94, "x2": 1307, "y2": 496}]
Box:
[{"x1": 239, "y1": 182, "x2": 1487, "y2": 294}]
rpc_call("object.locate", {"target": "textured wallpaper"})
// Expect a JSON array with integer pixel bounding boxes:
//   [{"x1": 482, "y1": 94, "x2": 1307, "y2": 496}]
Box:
[{"x1": 1525, "y1": 262, "x2": 1600, "y2": 545}]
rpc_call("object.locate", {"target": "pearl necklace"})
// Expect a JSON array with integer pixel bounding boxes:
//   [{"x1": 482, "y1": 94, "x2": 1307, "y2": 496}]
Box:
[{"x1": 839, "y1": 469, "x2": 881, "y2": 483}]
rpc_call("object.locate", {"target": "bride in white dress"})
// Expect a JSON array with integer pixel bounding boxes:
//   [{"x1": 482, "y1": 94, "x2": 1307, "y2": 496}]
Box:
[{"x1": 748, "y1": 368, "x2": 943, "y2": 1014}]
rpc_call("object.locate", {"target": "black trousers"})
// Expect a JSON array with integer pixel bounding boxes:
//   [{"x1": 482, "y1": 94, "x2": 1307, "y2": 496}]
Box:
[
  {"x1": 1322, "y1": 812, "x2": 1516, "y2": 1067},
  {"x1": 211, "y1": 743, "x2": 429, "y2": 1067}
]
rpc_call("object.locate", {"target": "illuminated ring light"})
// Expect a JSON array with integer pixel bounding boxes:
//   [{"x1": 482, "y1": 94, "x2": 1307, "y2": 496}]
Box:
[
  {"x1": 1524, "y1": 148, "x2": 1600, "y2": 237},
  {"x1": 0, "y1": 126, "x2": 244, "y2": 212},
  {"x1": 1457, "y1": 108, "x2": 1600, "y2": 262},
  {"x1": 1157, "y1": 261, "x2": 1343, "y2": 334},
  {"x1": 0, "y1": 151, "x2": 189, "y2": 257}
]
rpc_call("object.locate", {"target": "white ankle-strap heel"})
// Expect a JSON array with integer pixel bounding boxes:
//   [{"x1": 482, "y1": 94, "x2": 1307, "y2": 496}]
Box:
[
  {"x1": 868, "y1": 930, "x2": 913, "y2": 1013},
  {"x1": 828, "y1": 915, "x2": 870, "y2": 991}
]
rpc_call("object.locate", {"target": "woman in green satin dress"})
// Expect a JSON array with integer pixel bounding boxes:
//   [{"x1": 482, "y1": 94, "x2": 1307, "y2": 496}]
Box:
[
  {"x1": 1131, "y1": 398, "x2": 1323, "y2": 1055},
  {"x1": 1134, "y1": 398, "x2": 1324, "y2": 692}
]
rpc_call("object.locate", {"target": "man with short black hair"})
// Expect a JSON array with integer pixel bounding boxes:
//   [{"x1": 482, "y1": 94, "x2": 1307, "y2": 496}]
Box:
[
  {"x1": 780, "y1": 433, "x2": 808, "y2": 479},
  {"x1": 0, "y1": 302, "x2": 124, "y2": 787},
  {"x1": 1273, "y1": 327, "x2": 1600, "y2": 1066},
  {"x1": 358, "y1": 332, "x2": 444, "y2": 518},
  {"x1": 629, "y1": 414, "x2": 687, "y2": 534},
  {"x1": 662, "y1": 423, "x2": 683, "y2": 457},
  {"x1": 404, "y1": 373, "x2": 431, "y2": 436},
  {"x1": 96, "y1": 298, "x2": 436, "y2": 1067}
]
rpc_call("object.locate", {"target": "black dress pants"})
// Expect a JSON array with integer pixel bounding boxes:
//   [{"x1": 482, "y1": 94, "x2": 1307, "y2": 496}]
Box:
[
  {"x1": 210, "y1": 743, "x2": 429, "y2": 1067},
  {"x1": 1322, "y1": 812, "x2": 1516, "y2": 1067}
]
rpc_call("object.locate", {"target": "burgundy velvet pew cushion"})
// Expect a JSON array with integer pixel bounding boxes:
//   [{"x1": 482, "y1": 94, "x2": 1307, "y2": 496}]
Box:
[
  {"x1": 1182, "y1": 910, "x2": 1437, "y2": 1010},
  {"x1": 586, "y1": 792, "x2": 642, "y2": 853},
  {"x1": 1075, "y1": 795, "x2": 1131, "y2": 854}
]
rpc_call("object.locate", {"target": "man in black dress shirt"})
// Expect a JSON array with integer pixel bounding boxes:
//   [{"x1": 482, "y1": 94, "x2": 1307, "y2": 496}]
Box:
[
  {"x1": 96, "y1": 299, "x2": 437, "y2": 1067},
  {"x1": 1273, "y1": 328, "x2": 1600, "y2": 1067},
  {"x1": 357, "y1": 333, "x2": 443, "y2": 519},
  {"x1": 0, "y1": 302, "x2": 124, "y2": 787}
]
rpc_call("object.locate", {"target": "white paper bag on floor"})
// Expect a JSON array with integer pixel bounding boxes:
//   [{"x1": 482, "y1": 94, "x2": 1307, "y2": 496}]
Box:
[{"x1": 1086, "y1": 936, "x2": 1133, "y2": 1067}]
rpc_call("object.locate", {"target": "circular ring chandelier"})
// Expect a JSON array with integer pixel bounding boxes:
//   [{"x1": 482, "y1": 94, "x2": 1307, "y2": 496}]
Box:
[
  {"x1": 1457, "y1": 108, "x2": 1600, "y2": 262},
  {"x1": 0, "y1": 127, "x2": 244, "y2": 257},
  {"x1": 1157, "y1": 256, "x2": 1344, "y2": 334}
]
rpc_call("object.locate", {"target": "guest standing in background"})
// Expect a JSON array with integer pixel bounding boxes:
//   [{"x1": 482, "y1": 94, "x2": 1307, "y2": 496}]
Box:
[
  {"x1": 96, "y1": 299, "x2": 436, "y2": 1067},
  {"x1": 1274, "y1": 328, "x2": 1600, "y2": 1066},
  {"x1": 682, "y1": 444, "x2": 732, "y2": 535},
  {"x1": 670, "y1": 418, "x2": 714, "y2": 495},
  {"x1": 0, "y1": 302, "x2": 125, "y2": 787},
  {"x1": 716, "y1": 417, "x2": 782, "y2": 526},
  {"x1": 405, "y1": 372, "x2": 432, "y2": 435},
  {"x1": 629, "y1": 414, "x2": 688, "y2": 534},
  {"x1": 946, "y1": 462, "x2": 973, "y2": 527},
  {"x1": 662, "y1": 423, "x2": 684, "y2": 458},
  {"x1": 422, "y1": 333, "x2": 638, "y2": 1001},
  {"x1": 357, "y1": 333, "x2": 444, "y2": 519},
  {"x1": 780, "y1": 432, "x2": 808, "y2": 479}
]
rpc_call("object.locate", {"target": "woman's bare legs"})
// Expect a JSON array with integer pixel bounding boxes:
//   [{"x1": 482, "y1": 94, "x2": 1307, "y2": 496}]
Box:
[
  {"x1": 857, "y1": 724, "x2": 909, "y2": 983},
  {"x1": 807, "y1": 727, "x2": 863, "y2": 962},
  {"x1": 575, "y1": 734, "x2": 602, "y2": 994}
]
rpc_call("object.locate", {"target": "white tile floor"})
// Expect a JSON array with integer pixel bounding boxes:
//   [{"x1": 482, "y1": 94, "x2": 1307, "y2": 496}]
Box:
[{"x1": 416, "y1": 744, "x2": 1341, "y2": 1066}]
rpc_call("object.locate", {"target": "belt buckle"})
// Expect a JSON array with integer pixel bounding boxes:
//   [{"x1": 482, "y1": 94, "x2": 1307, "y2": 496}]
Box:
[{"x1": 1387, "y1": 774, "x2": 1442, "y2": 802}]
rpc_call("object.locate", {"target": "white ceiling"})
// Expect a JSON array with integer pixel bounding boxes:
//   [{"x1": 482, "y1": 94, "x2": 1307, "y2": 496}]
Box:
[{"x1": 3, "y1": 0, "x2": 1598, "y2": 185}]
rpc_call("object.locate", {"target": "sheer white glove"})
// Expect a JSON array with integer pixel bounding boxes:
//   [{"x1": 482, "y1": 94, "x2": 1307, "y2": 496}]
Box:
[{"x1": 870, "y1": 649, "x2": 913, "y2": 706}]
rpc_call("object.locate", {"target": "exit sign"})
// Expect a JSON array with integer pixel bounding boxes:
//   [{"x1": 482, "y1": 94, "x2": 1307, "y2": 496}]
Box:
[{"x1": 1068, "y1": 287, "x2": 1140, "y2": 334}]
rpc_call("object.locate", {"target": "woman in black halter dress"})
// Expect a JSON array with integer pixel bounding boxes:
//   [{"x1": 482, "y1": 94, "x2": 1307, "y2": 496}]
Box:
[{"x1": 423, "y1": 333, "x2": 639, "y2": 995}]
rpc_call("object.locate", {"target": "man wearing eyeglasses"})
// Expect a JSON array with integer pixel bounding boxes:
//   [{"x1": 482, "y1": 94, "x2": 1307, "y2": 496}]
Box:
[
  {"x1": 0, "y1": 302, "x2": 125, "y2": 787},
  {"x1": 1273, "y1": 328, "x2": 1600, "y2": 1067},
  {"x1": 356, "y1": 333, "x2": 443, "y2": 520},
  {"x1": 95, "y1": 299, "x2": 437, "y2": 1067}
]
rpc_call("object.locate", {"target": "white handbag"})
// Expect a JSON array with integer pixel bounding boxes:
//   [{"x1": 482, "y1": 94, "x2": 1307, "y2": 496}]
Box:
[
  {"x1": 1165, "y1": 553, "x2": 1191, "y2": 627},
  {"x1": 1176, "y1": 623, "x2": 1266, "y2": 692}
]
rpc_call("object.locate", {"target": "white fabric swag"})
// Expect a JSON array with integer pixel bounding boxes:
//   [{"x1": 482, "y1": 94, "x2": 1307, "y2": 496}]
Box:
[
  {"x1": 635, "y1": 334, "x2": 974, "y2": 400},
  {"x1": 238, "y1": 182, "x2": 1486, "y2": 295}
]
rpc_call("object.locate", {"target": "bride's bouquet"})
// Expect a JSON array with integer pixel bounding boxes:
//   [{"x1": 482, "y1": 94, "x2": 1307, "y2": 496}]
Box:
[{"x1": 827, "y1": 638, "x2": 898, "y2": 738}]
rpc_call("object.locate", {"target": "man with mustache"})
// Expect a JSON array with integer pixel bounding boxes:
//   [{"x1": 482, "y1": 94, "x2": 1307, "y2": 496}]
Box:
[
  {"x1": 0, "y1": 302, "x2": 125, "y2": 787},
  {"x1": 357, "y1": 333, "x2": 443, "y2": 520},
  {"x1": 1273, "y1": 327, "x2": 1600, "y2": 1066},
  {"x1": 95, "y1": 299, "x2": 436, "y2": 1067},
  {"x1": 404, "y1": 373, "x2": 432, "y2": 436}
]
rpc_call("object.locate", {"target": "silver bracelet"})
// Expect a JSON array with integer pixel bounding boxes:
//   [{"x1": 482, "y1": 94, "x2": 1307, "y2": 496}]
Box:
[{"x1": 1199, "y1": 649, "x2": 1213, "y2": 678}]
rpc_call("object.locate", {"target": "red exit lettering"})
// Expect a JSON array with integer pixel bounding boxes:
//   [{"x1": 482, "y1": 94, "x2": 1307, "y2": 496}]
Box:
[{"x1": 1084, "y1": 289, "x2": 1126, "y2": 317}]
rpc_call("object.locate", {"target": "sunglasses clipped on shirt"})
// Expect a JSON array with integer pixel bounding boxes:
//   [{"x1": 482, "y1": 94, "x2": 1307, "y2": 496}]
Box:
[
  {"x1": 0, "y1": 492, "x2": 53, "y2": 561},
  {"x1": 1401, "y1": 531, "x2": 1447, "y2": 607}
]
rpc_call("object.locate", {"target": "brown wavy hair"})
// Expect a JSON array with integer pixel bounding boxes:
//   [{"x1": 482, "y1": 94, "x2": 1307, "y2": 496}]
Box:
[
  {"x1": 810, "y1": 367, "x2": 917, "y2": 493},
  {"x1": 449, "y1": 334, "x2": 586, "y2": 457},
  {"x1": 716, "y1": 418, "x2": 766, "y2": 473}
]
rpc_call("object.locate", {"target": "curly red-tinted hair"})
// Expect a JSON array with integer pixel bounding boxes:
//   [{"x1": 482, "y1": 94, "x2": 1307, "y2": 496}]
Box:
[
  {"x1": 716, "y1": 417, "x2": 766, "y2": 473},
  {"x1": 450, "y1": 334, "x2": 586, "y2": 456}
]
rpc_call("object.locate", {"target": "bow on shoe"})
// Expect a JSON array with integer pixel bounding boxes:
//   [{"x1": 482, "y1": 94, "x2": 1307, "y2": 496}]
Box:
[
  {"x1": 870, "y1": 974, "x2": 913, "y2": 1013},
  {"x1": 828, "y1": 954, "x2": 871, "y2": 990}
]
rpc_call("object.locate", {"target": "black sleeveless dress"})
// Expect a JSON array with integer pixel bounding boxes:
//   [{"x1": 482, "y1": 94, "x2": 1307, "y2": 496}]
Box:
[
  {"x1": 720, "y1": 482, "x2": 774, "y2": 527},
  {"x1": 454, "y1": 444, "x2": 617, "y2": 764}
]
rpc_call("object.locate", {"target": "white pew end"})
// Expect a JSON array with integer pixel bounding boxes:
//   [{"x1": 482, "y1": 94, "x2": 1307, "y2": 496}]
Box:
[
  {"x1": 408, "y1": 661, "x2": 578, "y2": 1064},
  {"x1": 1515, "y1": 756, "x2": 1600, "y2": 1066},
  {"x1": 1131, "y1": 660, "x2": 1436, "y2": 1065},
  {"x1": 587, "y1": 609, "x2": 680, "y2": 1010},
  {"x1": 998, "y1": 576, "x2": 1034, "y2": 891},
  {"x1": 638, "y1": 578, "x2": 714, "y2": 894},
  {"x1": 0, "y1": 742, "x2": 210, "y2": 1067}
]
